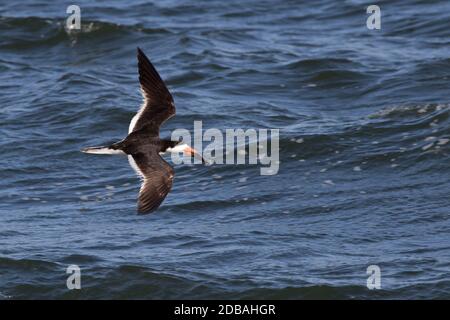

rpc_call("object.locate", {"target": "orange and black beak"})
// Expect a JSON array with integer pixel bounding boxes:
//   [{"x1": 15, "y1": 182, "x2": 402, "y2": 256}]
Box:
[{"x1": 184, "y1": 146, "x2": 207, "y2": 164}]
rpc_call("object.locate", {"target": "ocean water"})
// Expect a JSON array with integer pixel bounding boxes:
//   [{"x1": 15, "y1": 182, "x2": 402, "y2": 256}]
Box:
[{"x1": 1, "y1": 0, "x2": 449, "y2": 299}]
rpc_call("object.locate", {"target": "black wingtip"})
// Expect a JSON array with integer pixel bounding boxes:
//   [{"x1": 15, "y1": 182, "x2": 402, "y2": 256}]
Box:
[{"x1": 137, "y1": 47, "x2": 151, "y2": 63}]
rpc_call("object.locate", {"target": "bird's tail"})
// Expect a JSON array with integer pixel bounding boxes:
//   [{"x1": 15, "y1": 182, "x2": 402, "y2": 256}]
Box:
[{"x1": 81, "y1": 145, "x2": 125, "y2": 155}]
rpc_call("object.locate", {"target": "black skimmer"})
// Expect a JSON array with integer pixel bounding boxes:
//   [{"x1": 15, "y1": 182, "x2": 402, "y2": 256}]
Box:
[{"x1": 82, "y1": 48, "x2": 205, "y2": 214}]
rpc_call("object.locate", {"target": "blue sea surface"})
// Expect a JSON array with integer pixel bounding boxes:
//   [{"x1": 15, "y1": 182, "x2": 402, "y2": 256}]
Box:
[{"x1": 0, "y1": 0, "x2": 449, "y2": 299}]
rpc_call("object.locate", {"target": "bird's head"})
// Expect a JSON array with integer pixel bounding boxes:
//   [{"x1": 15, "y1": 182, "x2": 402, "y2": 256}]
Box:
[{"x1": 166, "y1": 140, "x2": 207, "y2": 164}]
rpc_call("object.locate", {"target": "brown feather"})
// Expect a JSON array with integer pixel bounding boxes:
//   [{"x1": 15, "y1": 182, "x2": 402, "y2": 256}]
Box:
[
  {"x1": 131, "y1": 48, "x2": 175, "y2": 135},
  {"x1": 132, "y1": 151, "x2": 174, "y2": 214}
]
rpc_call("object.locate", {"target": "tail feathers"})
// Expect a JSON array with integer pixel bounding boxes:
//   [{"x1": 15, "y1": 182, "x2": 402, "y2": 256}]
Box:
[{"x1": 81, "y1": 146, "x2": 125, "y2": 155}]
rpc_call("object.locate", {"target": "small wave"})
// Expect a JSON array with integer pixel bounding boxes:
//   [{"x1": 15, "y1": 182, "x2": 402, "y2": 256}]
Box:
[
  {"x1": 282, "y1": 58, "x2": 359, "y2": 71},
  {"x1": 0, "y1": 256, "x2": 59, "y2": 270},
  {"x1": 0, "y1": 16, "x2": 171, "y2": 50},
  {"x1": 59, "y1": 254, "x2": 103, "y2": 264},
  {"x1": 280, "y1": 103, "x2": 449, "y2": 170},
  {"x1": 368, "y1": 103, "x2": 449, "y2": 120}
]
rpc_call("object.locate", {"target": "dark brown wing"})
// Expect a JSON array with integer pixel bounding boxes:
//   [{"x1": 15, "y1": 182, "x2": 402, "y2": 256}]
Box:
[
  {"x1": 130, "y1": 47, "x2": 175, "y2": 135},
  {"x1": 132, "y1": 151, "x2": 175, "y2": 214}
]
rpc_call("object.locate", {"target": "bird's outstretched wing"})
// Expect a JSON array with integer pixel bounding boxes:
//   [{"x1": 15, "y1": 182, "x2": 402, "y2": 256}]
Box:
[
  {"x1": 129, "y1": 47, "x2": 175, "y2": 135},
  {"x1": 131, "y1": 151, "x2": 175, "y2": 214}
]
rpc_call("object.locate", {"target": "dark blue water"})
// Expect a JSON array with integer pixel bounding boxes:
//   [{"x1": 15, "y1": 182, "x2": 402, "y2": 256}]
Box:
[{"x1": 1, "y1": 0, "x2": 449, "y2": 299}]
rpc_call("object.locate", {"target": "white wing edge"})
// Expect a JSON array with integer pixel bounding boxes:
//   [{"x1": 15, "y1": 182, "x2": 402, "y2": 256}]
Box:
[
  {"x1": 128, "y1": 89, "x2": 148, "y2": 133},
  {"x1": 128, "y1": 155, "x2": 144, "y2": 180}
]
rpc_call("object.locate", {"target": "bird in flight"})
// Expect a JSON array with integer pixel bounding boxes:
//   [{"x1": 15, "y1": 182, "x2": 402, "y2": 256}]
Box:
[{"x1": 82, "y1": 48, "x2": 205, "y2": 214}]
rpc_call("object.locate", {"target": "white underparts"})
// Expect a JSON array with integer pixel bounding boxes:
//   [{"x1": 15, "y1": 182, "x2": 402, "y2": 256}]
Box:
[{"x1": 82, "y1": 147, "x2": 125, "y2": 155}]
